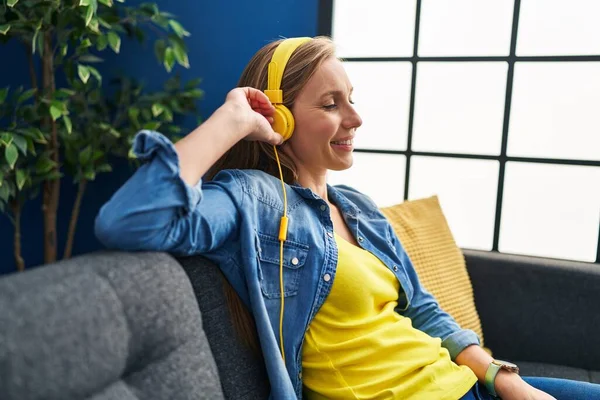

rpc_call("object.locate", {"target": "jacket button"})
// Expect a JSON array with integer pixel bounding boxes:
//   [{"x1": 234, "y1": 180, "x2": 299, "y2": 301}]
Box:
[
  {"x1": 393, "y1": 265, "x2": 398, "y2": 272},
  {"x1": 291, "y1": 257, "x2": 299, "y2": 265},
  {"x1": 358, "y1": 236, "x2": 364, "y2": 242},
  {"x1": 320, "y1": 204, "x2": 327, "y2": 211},
  {"x1": 323, "y1": 273, "x2": 331, "y2": 282}
]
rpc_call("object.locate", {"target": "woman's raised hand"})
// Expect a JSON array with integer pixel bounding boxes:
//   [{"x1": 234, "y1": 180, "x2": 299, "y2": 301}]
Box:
[{"x1": 225, "y1": 87, "x2": 284, "y2": 146}]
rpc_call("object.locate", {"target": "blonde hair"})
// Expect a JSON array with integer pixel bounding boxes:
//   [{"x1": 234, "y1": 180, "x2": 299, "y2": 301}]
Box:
[
  {"x1": 210, "y1": 36, "x2": 336, "y2": 357},
  {"x1": 205, "y1": 36, "x2": 336, "y2": 182}
]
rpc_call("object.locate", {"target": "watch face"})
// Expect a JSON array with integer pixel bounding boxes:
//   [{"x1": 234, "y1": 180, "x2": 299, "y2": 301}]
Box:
[{"x1": 494, "y1": 360, "x2": 519, "y2": 373}]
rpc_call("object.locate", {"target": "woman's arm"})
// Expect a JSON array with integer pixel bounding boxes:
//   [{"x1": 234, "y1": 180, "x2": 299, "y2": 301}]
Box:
[
  {"x1": 95, "y1": 87, "x2": 282, "y2": 255},
  {"x1": 456, "y1": 345, "x2": 556, "y2": 400},
  {"x1": 386, "y1": 225, "x2": 481, "y2": 358}
]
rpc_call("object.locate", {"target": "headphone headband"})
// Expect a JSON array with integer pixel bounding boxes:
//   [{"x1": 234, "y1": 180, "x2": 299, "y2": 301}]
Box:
[{"x1": 265, "y1": 37, "x2": 311, "y2": 104}]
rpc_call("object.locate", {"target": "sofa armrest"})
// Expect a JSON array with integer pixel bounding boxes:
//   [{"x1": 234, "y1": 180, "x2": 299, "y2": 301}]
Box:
[{"x1": 463, "y1": 249, "x2": 600, "y2": 370}]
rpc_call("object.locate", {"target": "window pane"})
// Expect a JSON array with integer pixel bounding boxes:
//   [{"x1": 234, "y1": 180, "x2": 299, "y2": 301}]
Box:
[
  {"x1": 327, "y1": 153, "x2": 406, "y2": 208},
  {"x1": 413, "y1": 62, "x2": 507, "y2": 155},
  {"x1": 344, "y1": 62, "x2": 412, "y2": 151},
  {"x1": 332, "y1": 0, "x2": 416, "y2": 58},
  {"x1": 409, "y1": 156, "x2": 499, "y2": 250},
  {"x1": 508, "y1": 62, "x2": 600, "y2": 161},
  {"x1": 499, "y1": 162, "x2": 600, "y2": 262},
  {"x1": 517, "y1": 0, "x2": 600, "y2": 56},
  {"x1": 418, "y1": 0, "x2": 514, "y2": 56}
]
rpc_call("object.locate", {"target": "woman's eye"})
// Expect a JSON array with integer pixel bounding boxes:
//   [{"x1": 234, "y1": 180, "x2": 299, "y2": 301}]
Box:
[{"x1": 323, "y1": 103, "x2": 337, "y2": 110}]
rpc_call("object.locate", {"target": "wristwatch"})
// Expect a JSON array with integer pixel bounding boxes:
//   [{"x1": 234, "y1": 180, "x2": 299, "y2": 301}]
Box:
[{"x1": 484, "y1": 359, "x2": 520, "y2": 398}]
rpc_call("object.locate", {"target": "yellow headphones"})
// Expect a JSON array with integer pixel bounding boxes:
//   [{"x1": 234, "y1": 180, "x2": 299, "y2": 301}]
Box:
[
  {"x1": 264, "y1": 37, "x2": 311, "y2": 141},
  {"x1": 265, "y1": 37, "x2": 312, "y2": 365}
]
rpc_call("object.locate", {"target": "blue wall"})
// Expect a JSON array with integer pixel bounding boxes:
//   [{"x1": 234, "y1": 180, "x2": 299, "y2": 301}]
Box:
[{"x1": 0, "y1": 0, "x2": 319, "y2": 274}]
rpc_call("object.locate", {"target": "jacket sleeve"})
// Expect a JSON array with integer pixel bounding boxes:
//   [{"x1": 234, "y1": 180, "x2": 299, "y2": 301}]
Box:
[
  {"x1": 94, "y1": 130, "x2": 244, "y2": 256},
  {"x1": 387, "y1": 224, "x2": 481, "y2": 360}
]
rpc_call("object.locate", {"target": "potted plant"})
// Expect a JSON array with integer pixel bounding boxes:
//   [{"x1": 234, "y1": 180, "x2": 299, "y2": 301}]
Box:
[{"x1": 0, "y1": 0, "x2": 202, "y2": 271}]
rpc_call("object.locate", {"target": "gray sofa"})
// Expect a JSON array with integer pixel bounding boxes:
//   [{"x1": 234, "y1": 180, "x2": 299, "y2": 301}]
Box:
[{"x1": 1, "y1": 249, "x2": 599, "y2": 399}]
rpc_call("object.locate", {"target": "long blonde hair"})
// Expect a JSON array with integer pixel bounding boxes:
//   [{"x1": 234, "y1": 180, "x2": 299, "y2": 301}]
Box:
[{"x1": 208, "y1": 36, "x2": 336, "y2": 355}]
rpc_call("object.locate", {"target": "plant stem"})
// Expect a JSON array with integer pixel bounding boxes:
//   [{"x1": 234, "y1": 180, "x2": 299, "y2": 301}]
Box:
[
  {"x1": 42, "y1": 31, "x2": 59, "y2": 264},
  {"x1": 63, "y1": 179, "x2": 87, "y2": 259},
  {"x1": 25, "y1": 41, "x2": 38, "y2": 96},
  {"x1": 11, "y1": 200, "x2": 25, "y2": 272}
]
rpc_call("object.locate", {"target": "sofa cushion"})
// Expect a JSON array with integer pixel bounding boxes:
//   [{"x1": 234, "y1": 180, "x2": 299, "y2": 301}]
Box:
[
  {"x1": 517, "y1": 361, "x2": 600, "y2": 384},
  {"x1": 178, "y1": 255, "x2": 270, "y2": 400},
  {"x1": 0, "y1": 251, "x2": 223, "y2": 400},
  {"x1": 380, "y1": 196, "x2": 485, "y2": 345}
]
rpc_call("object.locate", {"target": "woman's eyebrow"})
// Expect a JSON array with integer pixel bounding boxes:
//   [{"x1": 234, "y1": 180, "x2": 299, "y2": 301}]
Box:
[{"x1": 319, "y1": 88, "x2": 354, "y2": 100}]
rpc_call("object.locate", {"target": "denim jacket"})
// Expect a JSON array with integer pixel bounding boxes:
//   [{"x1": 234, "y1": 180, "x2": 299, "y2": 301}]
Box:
[{"x1": 95, "y1": 130, "x2": 480, "y2": 400}]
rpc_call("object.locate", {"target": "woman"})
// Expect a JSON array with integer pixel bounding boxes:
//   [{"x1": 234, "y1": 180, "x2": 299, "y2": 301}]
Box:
[{"x1": 95, "y1": 36, "x2": 600, "y2": 400}]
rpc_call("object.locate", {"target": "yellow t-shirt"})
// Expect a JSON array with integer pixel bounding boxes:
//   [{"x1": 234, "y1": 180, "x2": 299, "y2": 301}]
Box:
[{"x1": 301, "y1": 233, "x2": 477, "y2": 400}]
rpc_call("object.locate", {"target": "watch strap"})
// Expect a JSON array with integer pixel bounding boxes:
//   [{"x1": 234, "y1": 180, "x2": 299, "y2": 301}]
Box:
[{"x1": 484, "y1": 361, "x2": 502, "y2": 397}]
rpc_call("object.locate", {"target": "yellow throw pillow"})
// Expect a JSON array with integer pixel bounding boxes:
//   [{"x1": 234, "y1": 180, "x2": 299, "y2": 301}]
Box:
[{"x1": 380, "y1": 195, "x2": 485, "y2": 347}]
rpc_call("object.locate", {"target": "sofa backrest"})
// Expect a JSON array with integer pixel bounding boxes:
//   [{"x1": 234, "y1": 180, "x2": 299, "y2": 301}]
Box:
[
  {"x1": 0, "y1": 251, "x2": 224, "y2": 400},
  {"x1": 177, "y1": 255, "x2": 270, "y2": 400}
]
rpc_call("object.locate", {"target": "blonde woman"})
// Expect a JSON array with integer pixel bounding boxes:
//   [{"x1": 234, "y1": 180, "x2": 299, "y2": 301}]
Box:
[{"x1": 95, "y1": 37, "x2": 600, "y2": 400}]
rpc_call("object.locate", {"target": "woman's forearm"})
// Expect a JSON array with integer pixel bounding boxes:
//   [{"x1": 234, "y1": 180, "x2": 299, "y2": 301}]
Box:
[
  {"x1": 455, "y1": 344, "x2": 494, "y2": 384},
  {"x1": 175, "y1": 102, "x2": 249, "y2": 186}
]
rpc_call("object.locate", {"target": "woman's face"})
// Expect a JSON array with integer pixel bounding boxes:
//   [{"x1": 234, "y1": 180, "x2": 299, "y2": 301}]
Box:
[{"x1": 283, "y1": 57, "x2": 362, "y2": 178}]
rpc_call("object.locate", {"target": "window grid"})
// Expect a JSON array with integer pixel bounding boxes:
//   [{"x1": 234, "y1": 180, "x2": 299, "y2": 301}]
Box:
[{"x1": 318, "y1": 0, "x2": 600, "y2": 263}]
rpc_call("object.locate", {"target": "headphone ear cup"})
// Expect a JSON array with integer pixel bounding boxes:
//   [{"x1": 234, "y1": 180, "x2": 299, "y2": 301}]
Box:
[{"x1": 272, "y1": 104, "x2": 295, "y2": 141}]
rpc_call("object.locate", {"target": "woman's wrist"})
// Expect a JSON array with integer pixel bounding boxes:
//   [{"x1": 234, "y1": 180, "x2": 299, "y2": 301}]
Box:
[
  {"x1": 494, "y1": 369, "x2": 524, "y2": 397},
  {"x1": 215, "y1": 101, "x2": 253, "y2": 140}
]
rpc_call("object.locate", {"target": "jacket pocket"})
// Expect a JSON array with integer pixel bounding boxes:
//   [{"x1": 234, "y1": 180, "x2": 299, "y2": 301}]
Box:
[{"x1": 256, "y1": 232, "x2": 309, "y2": 298}]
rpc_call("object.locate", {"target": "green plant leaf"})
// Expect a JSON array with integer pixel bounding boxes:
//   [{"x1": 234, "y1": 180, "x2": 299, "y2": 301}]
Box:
[
  {"x1": 185, "y1": 77, "x2": 203, "y2": 90},
  {"x1": 0, "y1": 24, "x2": 10, "y2": 35},
  {"x1": 83, "y1": 170, "x2": 96, "y2": 180},
  {"x1": 80, "y1": 0, "x2": 91, "y2": 5},
  {"x1": 172, "y1": 44, "x2": 189, "y2": 68},
  {"x1": 84, "y1": 5, "x2": 94, "y2": 26},
  {"x1": 98, "y1": 0, "x2": 112, "y2": 6},
  {"x1": 35, "y1": 157, "x2": 56, "y2": 173},
  {"x1": 79, "y1": 54, "x2": 103, "y2": 63},
  {"x1": 78, "y1": 64, "x2": 91, "y2": 84},
  {"x1": 96, "y1": 163, "x2": 112, "y2": 173},
  {"x1": 26, "y1": 138, "x2": 36, "y2": 156},
  {"x1": 7, "y1": 0, "x2": 19, "y2": 7},
  {"x1": 96, "y1": 34, "x2": 108, "y2": 51},
  {"x1": 79, "y1": 145, "x2": 92, "y2": 164},
  {"x1": 63, "y1": 115, "x2": 72, "y2": 134},
  {"x1": 17, "y1": 88, "x2": 36, "y2": 104},
  {"x1": 92, "y1": 150, "x2": 104, "y2": 160},
  {"x1": 55, "y1": 88, "x2": 76, "y2": 98},
  {"x1": 151, "y1": 103, "x2": 165, "y2": 117},
  {"x1": 32, "y1": 28, "x2": 40, "y2": 55},
  {"x1": 1, "y1": 132, "x2": 13, "y2": 147},
  {"x1": 49, "y1": 104, "x2": 62, "y2": 121},
  {"x1": 168, "y1": 20, "x2": 190, "y2": 38},
  {"x1": 163, "y1": 47, "x2": 175, "y2": 72},
  {"x1": 5, "y1": 143, "x2": 18, "y2": 169},
  {"x1": 0, "y1": 185, "x2": 9, "y2": 202},
  {"x1": 16, "y1": 169, "x2": 26, "y2": 190},
  {"x1": 87, "y1": 65, "x2": 102, "y2": 84},
  {"x1": 12, "y1": 135, "x2": 27, "y2": 155},
  {"x1": 143, "y1": 122, "x2": 161, "y2": 131},
  {"x1": 79, "y1": 38, "x2": 93, "y2": 49},
  {"x1": 154, "y1": 39, "x2": 166, "y2": 63},
  {"x1": 107, "y1": 31, "x2": 120, "y2": 53},
  {"x1": 0, "y1": 88, "x2": 8, "y2": 103}
]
